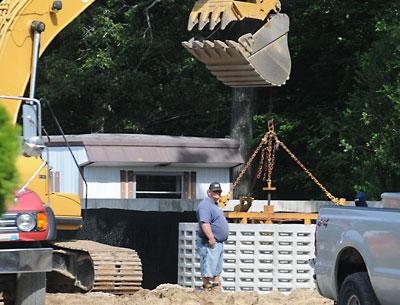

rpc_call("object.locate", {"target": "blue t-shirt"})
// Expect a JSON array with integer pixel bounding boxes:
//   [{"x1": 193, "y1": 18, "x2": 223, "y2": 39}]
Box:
[{"x1": 196, "y1": 197, "x2": 229, "y2": 242}]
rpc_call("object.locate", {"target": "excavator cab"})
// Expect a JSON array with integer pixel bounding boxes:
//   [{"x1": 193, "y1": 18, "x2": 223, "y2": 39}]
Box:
[{"x1": 182, "y1": 0, "x2": 291, "y2": 87}]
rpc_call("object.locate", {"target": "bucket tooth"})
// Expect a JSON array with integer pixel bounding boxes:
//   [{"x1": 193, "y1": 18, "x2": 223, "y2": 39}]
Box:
[
  {"x1": 192, "y1": 40, "x2": 204, "y2": 49},
  {"x1": 192, "y1": 41, "x2": 217, "y2": 61},
  {"x1": 203, "y1": 40, "x2": 221, "y2": 58},
  {"x1": 187, "y1": 0, "x2": 242, "y2": 31},
  {"x1": 181, "y1": 41, "x2": 192, "y2": 49},
  {"x1": 198, "y1": 11, "x2": 211, "y2": 30},
  {"x1": 214, "y1": 40, "x2": 228, "y2": 49},
  {"x1": 209, "y1": 10, "x2": 222, "y2": 30},
  {"x1": 203, "y1": 40, "x2": 215, "y2": 48},
  {"x1": 187, "y1": 11, "x2": 199, "y2": 31},
  {"x1": 181, "y1": 41, "x2": 200, "y2": 60},
  {"x1": 220, "y1": 7, "x2": 238, "y2": 30}
]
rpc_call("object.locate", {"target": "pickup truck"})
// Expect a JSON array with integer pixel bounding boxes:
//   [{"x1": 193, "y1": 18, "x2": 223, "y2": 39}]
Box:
[{"x1": 314, "y1": 193, "x2": 400, "y2": 305}]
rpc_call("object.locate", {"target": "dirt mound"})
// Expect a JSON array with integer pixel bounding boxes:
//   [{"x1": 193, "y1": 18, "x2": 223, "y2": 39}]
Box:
[{"x1": 46, "y1": 285, "x2": 333, "y2": 305}]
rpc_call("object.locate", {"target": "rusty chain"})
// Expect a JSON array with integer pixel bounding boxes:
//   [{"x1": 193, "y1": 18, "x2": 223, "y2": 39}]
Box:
[
  {"x1": 266, "y1": 121, "x2": 276, "y2": 184},
  {"x1": 262, "y1": 147, "x2": 268, "y2": 181},
  {"x1": 225, "y1": 119, "x2": 345, "y2": 205},
  {"x1": 256, "y1": 146, "x2": 266, "y2": 180}
]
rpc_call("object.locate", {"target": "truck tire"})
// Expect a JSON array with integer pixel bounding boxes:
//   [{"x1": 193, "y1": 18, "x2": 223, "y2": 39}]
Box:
[
  {"x1": 338, "y1": 272, "x2": 380, "y2": 305},
  {"x1": 13, "y1": 273, "x2": 46, "y2": 305}
]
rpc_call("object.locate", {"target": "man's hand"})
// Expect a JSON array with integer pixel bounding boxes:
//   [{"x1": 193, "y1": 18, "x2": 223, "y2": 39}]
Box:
[
  {"x1": 208, "y1": 236, "x2": 216, "y2": 249},
  {"x1": 200, "y1": 222, "x2": 217, "y2": 248}
]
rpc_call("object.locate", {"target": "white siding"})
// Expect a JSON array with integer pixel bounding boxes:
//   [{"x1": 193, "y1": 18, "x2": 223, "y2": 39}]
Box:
[
  {"x1": 84, "y1": 166, "x2": 231, "y2": 199},
  {"x1": 196, "y1": 168, "x2": 230, "y2": 199},
  {"x1": 43, "y1": 147, "x2": 88, "y2": 194},
  {"x1": 84, "y1": 167, "x2": 121, "y2": 199}
]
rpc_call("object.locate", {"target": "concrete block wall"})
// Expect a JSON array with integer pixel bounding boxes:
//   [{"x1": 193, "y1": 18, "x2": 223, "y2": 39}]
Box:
[{"x1": 178, "y1": 223, "x2": 316, "y2": 293}]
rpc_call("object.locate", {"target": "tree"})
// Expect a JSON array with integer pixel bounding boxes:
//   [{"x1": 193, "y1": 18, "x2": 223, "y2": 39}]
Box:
[
  {"x1": 0, "y1": 106, "x2": 20, "y2": 213},
  {"x1": 338, "y1": 15, "x2": 400, "y2": 198}
]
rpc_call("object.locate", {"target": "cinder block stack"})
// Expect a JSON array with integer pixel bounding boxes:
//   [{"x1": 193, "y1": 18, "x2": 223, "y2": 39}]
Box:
[{"x1": 178, "y1": 223, "x2": 316, "y2": 293}]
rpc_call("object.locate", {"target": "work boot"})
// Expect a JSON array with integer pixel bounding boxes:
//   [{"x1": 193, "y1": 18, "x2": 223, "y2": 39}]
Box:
[
  {"x1": 211, "y1": 282, "x2": 222, "y2": 291},
  {"x1": 202, "y1": 283, "x2": 212, "y2": 291}
]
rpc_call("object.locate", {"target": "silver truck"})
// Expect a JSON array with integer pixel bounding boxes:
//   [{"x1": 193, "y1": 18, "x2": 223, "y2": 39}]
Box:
[{"x1": 314, "y1": 193, "x2": 400, "y2": 305}]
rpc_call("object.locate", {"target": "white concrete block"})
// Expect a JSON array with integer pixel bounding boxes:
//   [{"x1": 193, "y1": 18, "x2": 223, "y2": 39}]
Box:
[{"x1": 178, "y1": 223, "x2": 316, "y2": 293}]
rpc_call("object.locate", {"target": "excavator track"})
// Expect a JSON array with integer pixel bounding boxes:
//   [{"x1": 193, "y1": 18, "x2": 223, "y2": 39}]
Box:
[{"x1": 50, "y1": 240, "x2": 142, "y2": 294}]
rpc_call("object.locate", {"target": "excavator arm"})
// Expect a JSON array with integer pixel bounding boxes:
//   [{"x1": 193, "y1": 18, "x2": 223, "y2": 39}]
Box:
[
  {"x1": 0, "y1": 0, "x2": 94, "y2": 123},
  {"x1": 183, "y1": 0, "x2": 291, "y2": 87}
]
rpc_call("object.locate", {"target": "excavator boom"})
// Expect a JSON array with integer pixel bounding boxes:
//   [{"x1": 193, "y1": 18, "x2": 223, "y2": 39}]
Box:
[{"x1": 183, "y1": 0, "x2": 291, "y2": 87}]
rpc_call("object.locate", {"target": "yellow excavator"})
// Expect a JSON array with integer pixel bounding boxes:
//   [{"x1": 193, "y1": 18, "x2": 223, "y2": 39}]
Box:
[
  {"x1": 0, "y1": 0, "x2": 291, "y2": 303},
  {"x1": 0, "y1": 0, "x2": 142, "y2": 302}
]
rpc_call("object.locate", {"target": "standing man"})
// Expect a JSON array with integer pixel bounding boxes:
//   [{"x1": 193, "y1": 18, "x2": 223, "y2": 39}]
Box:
[
  {"x1": 196, "y1": 182, "x2": 229, "y2": 291},
  {"x1": 354, "y1": 192, "x2": 368, "y2": 207}
]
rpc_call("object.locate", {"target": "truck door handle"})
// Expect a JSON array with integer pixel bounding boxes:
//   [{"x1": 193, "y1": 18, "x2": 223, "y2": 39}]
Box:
[{"x1": 317, "y1": 218, "x2": 329, "y2": 227}]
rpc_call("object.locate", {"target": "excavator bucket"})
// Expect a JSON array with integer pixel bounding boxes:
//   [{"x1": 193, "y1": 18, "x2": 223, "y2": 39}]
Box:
[{"x1": 183, "y1": 0, "x2": 291, "y2": 87}]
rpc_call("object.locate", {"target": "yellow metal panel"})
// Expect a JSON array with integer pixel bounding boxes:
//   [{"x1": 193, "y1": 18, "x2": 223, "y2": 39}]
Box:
[
  {"x1": 15, "y1": 155, "x2": 48, "y2": 203},
  {"x1": 50, "y1": 193, "x2": 82, "y2": 230},
  {"x1": 233, "y1": 0, "x2": 279, "y2": 20},
  {"x1": 0, "y1": 100, "x2": 21, "y2": 123},
  {"x1": 0, "y1": 0, "x2": 95, "y2": 122},
  {"x1": 15, "y1": 156, "x2": 82, "y2": 230},
  {"x1": 57, "y1": 223, "x2": 81, "y2": 231},
  {"x1": 49, "y1": 192, "x2": 81, "y2": 217}
]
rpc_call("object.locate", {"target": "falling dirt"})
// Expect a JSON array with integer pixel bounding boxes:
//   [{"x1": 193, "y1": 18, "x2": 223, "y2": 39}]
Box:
[{"x1": 46, "y1": 284, "x2": 334, "y2": 305}]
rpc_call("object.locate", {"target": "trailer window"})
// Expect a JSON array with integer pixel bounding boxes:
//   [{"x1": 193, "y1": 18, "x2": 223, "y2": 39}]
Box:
[{"x1": 136, "y1": 174, "x2": 182, "y2": 199}]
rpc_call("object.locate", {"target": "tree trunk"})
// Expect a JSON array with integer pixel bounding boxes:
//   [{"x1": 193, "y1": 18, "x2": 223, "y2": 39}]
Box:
[{"x1": 230, "y1": 87, "x2": 256, "y2": 198}]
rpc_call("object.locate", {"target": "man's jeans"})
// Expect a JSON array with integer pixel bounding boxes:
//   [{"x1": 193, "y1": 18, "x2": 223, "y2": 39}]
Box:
[{"x1": 196, "y1": 237, "x2": 224, "y2": 277}]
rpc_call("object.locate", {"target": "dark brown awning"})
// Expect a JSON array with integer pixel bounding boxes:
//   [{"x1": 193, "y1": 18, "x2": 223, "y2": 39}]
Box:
[{"x1": 46, "y1": 134, "x2": 244, "y2": 167}]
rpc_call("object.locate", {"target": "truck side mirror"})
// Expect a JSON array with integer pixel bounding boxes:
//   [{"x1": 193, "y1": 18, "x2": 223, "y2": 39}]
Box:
[{"x1": 23, "y1": 136, "x2": 45, "y2": 157}]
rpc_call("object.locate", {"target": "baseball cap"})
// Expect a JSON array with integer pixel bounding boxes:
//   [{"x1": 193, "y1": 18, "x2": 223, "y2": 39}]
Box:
[
  {"x1": 209, "y1": 182, "x2": 222, "y2": 192},
  {"x1": 355, "y1": 192, "x2": 366, "y2": 202}
]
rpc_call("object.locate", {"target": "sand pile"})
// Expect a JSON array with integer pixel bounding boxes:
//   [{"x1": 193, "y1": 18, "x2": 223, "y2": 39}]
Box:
[{"x1": 46, "y1": 284, "x2": 333, "y2": 305}]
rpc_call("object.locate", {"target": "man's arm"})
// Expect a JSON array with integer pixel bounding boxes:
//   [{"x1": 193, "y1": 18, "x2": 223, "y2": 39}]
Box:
[{"x1": 200, "y1": 222, "x2": 216, "y2": 248}]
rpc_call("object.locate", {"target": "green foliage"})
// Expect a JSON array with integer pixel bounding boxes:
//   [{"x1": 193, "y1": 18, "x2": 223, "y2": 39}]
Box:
[
  {"x1": 250, "y1": 0, "x2": 400, "y2": 201},
  {"x1": 0, "y1": 106, "x2": 20, "y2": 213},
  {"x1": 38, "y1": 0, "x2": 230, "y2": 137},
  {"x1": 338, "y1": 15, "x2": 400, "y2": 198},
  {"x1": 36, "y1": 0, "x2": 400, "y2": 201}
]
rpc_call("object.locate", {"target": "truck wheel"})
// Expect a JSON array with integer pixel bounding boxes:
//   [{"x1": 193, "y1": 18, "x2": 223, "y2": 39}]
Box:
[
  {"x1": 10, "y1": 273, "x2": 46, "y2": 305},
  {"x1": 338, "y1": 272, "x2": 379, "y2": 305}
]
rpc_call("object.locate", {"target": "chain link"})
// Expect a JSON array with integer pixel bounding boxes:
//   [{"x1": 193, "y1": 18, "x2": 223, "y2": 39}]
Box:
[
  {"x1": 266, "y1": 133, "x2": 276, "y2": 183},
  {"x1": 262, "y1": 147, "x2": 268, "y2": 181},
  {"x1": 256, "y1": 147, "x2": 266, "y2": 179}
]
